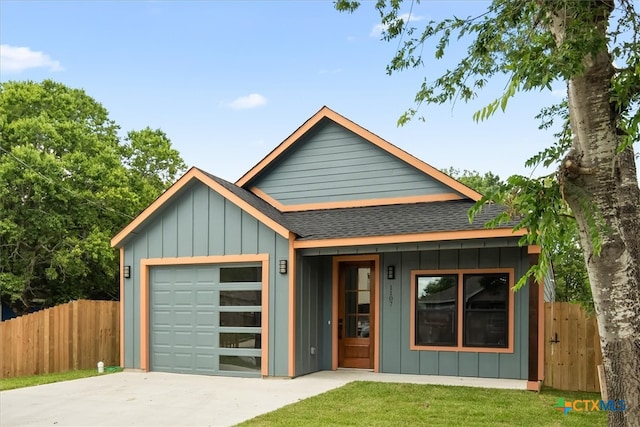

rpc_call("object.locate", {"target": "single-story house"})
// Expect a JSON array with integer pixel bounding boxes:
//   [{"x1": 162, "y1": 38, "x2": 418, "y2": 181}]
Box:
[{"x1": 111, "y1": 106, "x2": 551, "y2": 390}]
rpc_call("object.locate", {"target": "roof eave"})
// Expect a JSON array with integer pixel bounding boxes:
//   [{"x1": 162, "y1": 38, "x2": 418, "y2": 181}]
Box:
[
  {"x1": 111, "y1": 167, "x2": 291, "y2": 248},
  {"x1": 292, "y1": 227, "x2": 528, "y2": 249}
]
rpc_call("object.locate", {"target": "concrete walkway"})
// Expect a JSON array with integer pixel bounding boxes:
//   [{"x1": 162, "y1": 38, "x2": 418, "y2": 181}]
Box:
[{"x1": 0, "y1": 370, "x2": 527, "y2": 427}]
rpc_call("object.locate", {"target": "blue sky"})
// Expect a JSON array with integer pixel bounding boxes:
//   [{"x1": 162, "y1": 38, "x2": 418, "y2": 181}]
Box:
[{"x1": 1, "y1": 1, "x2": 564, "y2": 183}]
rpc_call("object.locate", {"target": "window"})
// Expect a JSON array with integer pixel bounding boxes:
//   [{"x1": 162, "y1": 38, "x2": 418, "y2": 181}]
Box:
[
  {"x1": 415, "y1": 275, "x2": 457, "y2": 346},
  {"x1": 411, "y1": 269, "x2": 514, "y2": 352},
  {"x1": 463, "y1": 273, "x2": 509, "y2": 348},
  {"x1": 220, "y1": 266, "x2": 261, "y2": 283}
]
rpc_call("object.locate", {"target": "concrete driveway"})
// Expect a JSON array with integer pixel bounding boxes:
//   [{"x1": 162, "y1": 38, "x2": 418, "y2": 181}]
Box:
[{"x1": 0, "y1": 370, "x2": 526, "y2": 427}]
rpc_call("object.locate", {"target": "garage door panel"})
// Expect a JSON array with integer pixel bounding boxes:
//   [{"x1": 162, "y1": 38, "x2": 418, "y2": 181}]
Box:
[
  {"x1": 174, "y1": 331, "x2": 195, "y2": 346},
  {"x1": 150, "y1": 264, "x2": 261, "y2": 377},
  {"x1": 152, "y1": 353, "x2": 172, "y2": 369},
  {"x1": 153, "y1": 268, "x2": 175, "y2": 282},
  {"x1": 196, "y1": 353, "x2": 215, "y2": 364},
  {"x1": 195, "y1": 311, "x2": 215, "y2": 325},
  {"x1": 195, "y1": 289, "x2": 215, "y2": 305},
  {"x1": 152, "y1": 310, "x2": 172, "y2": 326},
  {"x1": 195, "y1": 331, "x2": 215, "y2": 346},
  {"x1": 174, "y1": 310, "x2": 196, "y2": 326},
  {"x1": 153, "y1": 290, "x2": 172, "y2": 305},
  {"x1": 173, "y1": 290, "x2": 195, "y2": 306},
  {"x1": 152, "y1": 330, "x2": 172, "y2": 346},
  {"x1": 174, "y1": 354, "x2": 195, "y2": 370}
]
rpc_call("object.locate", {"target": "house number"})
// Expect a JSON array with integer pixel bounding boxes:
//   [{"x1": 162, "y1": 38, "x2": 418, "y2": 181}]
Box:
[{"x1": 388, "y1": 284, "x2": 393, "y2": 306}]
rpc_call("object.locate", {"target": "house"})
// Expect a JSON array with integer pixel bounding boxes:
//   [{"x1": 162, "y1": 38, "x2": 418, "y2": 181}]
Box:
[{"x1": 111, "y1": 106, "x2": 550, "y2": 390}]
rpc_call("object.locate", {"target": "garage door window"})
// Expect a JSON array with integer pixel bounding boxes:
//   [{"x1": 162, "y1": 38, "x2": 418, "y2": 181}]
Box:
[
  {"x1": 220, "y1": 290, "x2": 261, "y2": 306},
  {"x1": 218, "y1": 266, "x2": 263, "y2": 374},
  {"x1": 220, "y1": 267, "x2": 261, "y2": 283},
  {"x1": 220, "y1": 312, "x2": 261, "y2": 327},
  {"x1": 220, "y1": 355, "x2": 261, "y2": 372}
]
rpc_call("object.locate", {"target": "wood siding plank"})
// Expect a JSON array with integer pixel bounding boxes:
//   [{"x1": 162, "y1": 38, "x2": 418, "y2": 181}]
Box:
[{"x1": 252, "y1": 122, "x2": 457, "y2": 206}]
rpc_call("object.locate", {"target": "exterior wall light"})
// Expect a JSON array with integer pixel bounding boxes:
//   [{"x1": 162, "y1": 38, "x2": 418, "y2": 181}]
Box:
[
  {"x1": 123, "y1": 265, "x2": 131, "y2": 279},
  {"x1": 387, "y1": 265, "x2": 395, "y2": 280},
  {"x1": 279, "y1": 260, "x2": 288, "y2": 275}
]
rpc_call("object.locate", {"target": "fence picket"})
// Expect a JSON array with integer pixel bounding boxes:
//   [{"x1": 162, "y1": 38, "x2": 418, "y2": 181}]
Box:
[
  {"x1": 544, "y1": 302, "x2": 602, "y2": 392},
  {"x1": 0, "y1": 300, "x2": 119, "y2": 379}
]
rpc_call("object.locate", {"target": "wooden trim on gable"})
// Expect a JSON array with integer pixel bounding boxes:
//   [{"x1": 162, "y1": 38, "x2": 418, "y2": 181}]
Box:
[
  {"x1": 111, "y1": 167, "x2": 290, "y2": 248},
  {"x1": 251, "y1": 186, "x2": 464, "y2": 212},
  {"x1": 293, "y1": 228, "x2": 528, "y2": 249},
  {"x1": 235, "y1": 106, "x2": 483, "y2": 201}
]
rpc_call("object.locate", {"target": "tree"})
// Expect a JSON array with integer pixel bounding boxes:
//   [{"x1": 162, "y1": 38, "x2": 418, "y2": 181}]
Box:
[
  {"x1": 445, "y1": 167, "x2": 594, "y2": 309},
  {"x1": 552, "y1": 225, "x2": 593, "y2": 308},
  {"x1": 0, "y1": 80, "x2": 186, "y2": 314},
  {"x1": 442, "y1": 167, "x2": 503, "y2": 196},
  {"x1": 337, "y1": 2, "x2": 639, "y2": 425},
  {"x1": 121, "y1": 127, "x2": 186, "y2": 205}
]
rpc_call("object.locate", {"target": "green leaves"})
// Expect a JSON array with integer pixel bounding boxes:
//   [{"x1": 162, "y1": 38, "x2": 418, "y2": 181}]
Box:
[{"x1": 0, "y1": 80, "x2": 186, "y2": 313}]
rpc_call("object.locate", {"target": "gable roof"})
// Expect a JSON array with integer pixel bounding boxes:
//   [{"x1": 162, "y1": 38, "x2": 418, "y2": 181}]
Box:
[
  {"x1": 110, "y1": 167, "x2": 291, "y2": 248},
  {"x1": 112, "y1": 108, "x2": 526, "y2": 250},
  {"x1": 235, "y1": 106, "x2": 483, "y2": 202}
]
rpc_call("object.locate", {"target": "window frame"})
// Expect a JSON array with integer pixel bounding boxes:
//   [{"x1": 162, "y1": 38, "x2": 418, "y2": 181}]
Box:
[{"x1": 410, "y1": 268, "x2": 515, "y2": 353}]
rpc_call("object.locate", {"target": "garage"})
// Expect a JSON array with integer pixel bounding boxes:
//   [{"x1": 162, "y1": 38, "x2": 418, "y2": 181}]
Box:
[{"x1": 150, "y1": 263, "x2": 263, "y2": 377}]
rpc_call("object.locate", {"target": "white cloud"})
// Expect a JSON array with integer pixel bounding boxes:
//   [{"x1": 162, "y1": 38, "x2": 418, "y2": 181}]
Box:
[
  {"x1": 370, "y1": 13, "x2": 424, "y2": 37},
  {"x1": 551, "y1": 88, "x2": 566, "y2": 98},
  {"x1": 0, "y1": 44, "x2": 63, "y2": 74},
  {"x1": 228, "y1": 93, "x2": 268, "y2": 110}
]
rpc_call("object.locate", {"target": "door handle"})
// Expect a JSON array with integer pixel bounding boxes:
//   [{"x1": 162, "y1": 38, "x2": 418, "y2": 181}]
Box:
[{"x1": 338, "y1": 318, "x2": 343, "y2": 340}]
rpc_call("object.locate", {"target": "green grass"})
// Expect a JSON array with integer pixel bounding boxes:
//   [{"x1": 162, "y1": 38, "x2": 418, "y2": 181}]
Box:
[
  {"x1": 0, "y1": 367, "x2": 123, "y2": 391},
  {"x1": 238, "y1": 382, "x2": 606, "y2": 427}
]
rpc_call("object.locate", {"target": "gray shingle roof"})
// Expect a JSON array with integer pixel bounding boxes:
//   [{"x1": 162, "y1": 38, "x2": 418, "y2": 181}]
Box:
[
  {"x1": 283, "y1": 200, "x2": 517, "y2": 240},
  {"x1": 198, "y1": 168, "x2": 517, "y2": 242},
  {"x1": 197, "y1": 168, "x2": 290, "y2": 230}
]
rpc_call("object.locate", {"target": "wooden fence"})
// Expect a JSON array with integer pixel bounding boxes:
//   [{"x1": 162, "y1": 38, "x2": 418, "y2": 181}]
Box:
[
  {"x1": 544, "y1": 302, "x2": 603, "y2": 392},
  {"x1": 0, "y1": 300, "x2": 119, "y2": 379}
]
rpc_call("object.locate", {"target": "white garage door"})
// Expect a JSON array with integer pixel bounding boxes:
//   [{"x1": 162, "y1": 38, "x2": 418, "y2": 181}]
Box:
[{"x1": 149, "y1": 264, "x2": 262, "y2": 377}]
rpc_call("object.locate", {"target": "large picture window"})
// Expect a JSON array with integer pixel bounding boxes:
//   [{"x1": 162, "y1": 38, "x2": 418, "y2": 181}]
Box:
[{"x1": 411, "y1": 269, "x2": 514, "y2": 353}]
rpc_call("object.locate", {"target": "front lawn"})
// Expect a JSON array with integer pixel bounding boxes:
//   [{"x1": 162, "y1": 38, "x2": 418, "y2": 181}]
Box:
[
  {"x1": 239, "y1": 382, "x2": 605, "y2": 426},
  {"x1": 0, "y1": 367, "x2": 123, "y2": 391}
]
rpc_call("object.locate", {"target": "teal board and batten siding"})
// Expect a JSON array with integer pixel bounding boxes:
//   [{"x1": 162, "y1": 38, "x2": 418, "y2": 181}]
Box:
[
  {"x1": 251, "y1": 120, "x2": 461, "y2": 205},
  {"x1": 294, "y1": 244, "x2": 530, "y2": 379},
  {"x1": 295, "y1": 256, "x2": 333, "y2": 376},
  {"x1": 543, "y1": 266, "x2": 556, "y2": 302},
  {"x1": 121, "y1": 181, "x2": 290, "y2": 376}
]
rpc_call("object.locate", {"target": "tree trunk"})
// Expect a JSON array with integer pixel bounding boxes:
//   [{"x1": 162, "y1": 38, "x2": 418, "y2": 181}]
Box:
[{"x1": 559, "y1": 37, "x2": 640, "y2": 427}]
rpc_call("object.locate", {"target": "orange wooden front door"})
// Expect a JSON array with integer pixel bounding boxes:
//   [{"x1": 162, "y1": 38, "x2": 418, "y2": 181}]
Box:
[{"x1": 338, "y1": 261, "x2": 374, "y2": 369}]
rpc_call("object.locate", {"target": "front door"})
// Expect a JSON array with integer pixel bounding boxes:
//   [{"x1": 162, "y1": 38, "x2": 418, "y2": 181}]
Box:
[{"x1": 338, "y1": 261, "x2": 374, "y2": 369}]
